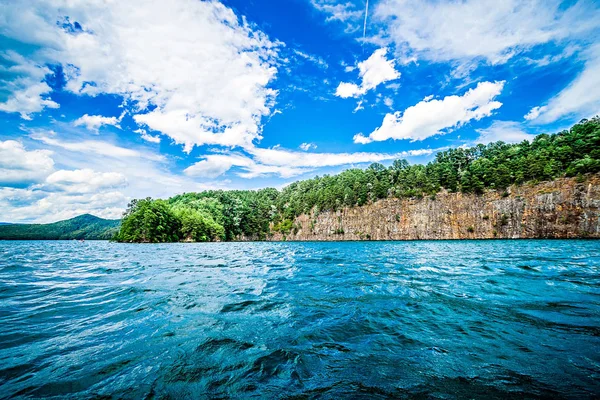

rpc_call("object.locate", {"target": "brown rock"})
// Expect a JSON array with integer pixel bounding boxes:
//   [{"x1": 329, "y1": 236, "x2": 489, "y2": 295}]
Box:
[{"x1": 266, "y1": 174, "x2": 600, "y2": 241}]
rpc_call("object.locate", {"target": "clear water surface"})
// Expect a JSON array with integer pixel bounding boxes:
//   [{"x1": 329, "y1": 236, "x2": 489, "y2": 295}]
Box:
[{"x1": 0, "y1": 240, "x2": 599, "y2": 399}]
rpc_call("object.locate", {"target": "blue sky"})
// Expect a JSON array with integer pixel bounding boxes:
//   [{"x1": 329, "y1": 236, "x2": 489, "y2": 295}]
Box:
[{"x1": 1, "y1": 0, "x2": 599, "y2": 222}]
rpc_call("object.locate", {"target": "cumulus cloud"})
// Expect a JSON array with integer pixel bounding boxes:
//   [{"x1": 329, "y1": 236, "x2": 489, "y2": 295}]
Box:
[
  {"x1": 46, "y1": 169, "x2": 128, "y2": 193},
  {"x1": 475, "y1": 121, "x2": 538, "y2": 144},
  {"x1": 0, "y1": 136, "x2": 230, "y2": 223},
  {"x1": 299, "y1": 142, "x2": 317, "y2": 151},
  {"x1": 335, "y1": 48, "x2": 400, "y2": 98},
  {"x1": 0, "y1": 51, "x2": 59, "y2": 119},
  {"x1": 73, "y1": 113, "x2": 122, "y2": 132},
  {"x1": 524, "y1": 106, "x2": 546, "y2": 121},
  {"x1": 30, "y1": 130, "x2": 228, "y2": 199},
  {"x1": 374, "y1": 0, "x2": 597, "y2": 65},
  {"x1": 356, "y1": 81, "x2": 505, "y2": 143},
  {"x1": 0, "y1": 187, "x2": 127, "y2": 223},
  {"x1": 352, "y1": 133, "x2": 372, "y2": 145},
  {"x1": 524, "y1": 43, "x2": 600, "y2": 124},
  {"x1": 134, "y1": 129, "x2": 161, "y2": 144},
  {"x1": 1, "y1": 0, "x2": 280, "y2": 151},
  {"x1": 0, "y1": 140, "x2": 55, "y2": 187},
  {"x1": 0, "y1": 141, "x2": 129, "y2": 222}
]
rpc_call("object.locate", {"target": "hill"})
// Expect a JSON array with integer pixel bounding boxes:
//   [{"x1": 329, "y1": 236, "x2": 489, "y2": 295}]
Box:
[
  {"x1": 0, "y1": 214, "x2": 121, "y2": 240},
  {"x1": 113, "y1": 118, "x2": 600, "y2": 243}
]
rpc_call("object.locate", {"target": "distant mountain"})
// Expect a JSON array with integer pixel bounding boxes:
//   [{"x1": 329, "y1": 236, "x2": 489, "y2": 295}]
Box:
[{"x1": 0, "y1": 214, "x2": 121, "y2": 240}]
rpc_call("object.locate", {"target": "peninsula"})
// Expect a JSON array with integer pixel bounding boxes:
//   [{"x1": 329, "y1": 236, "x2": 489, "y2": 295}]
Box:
[{"x1": 113, "y1": 118, "x2": 600, "y2": 243}]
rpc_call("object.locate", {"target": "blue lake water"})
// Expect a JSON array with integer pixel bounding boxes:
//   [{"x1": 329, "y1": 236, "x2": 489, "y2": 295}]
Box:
[{"x1": 0, "y1": 240, "x2": 599, "y2": 399}]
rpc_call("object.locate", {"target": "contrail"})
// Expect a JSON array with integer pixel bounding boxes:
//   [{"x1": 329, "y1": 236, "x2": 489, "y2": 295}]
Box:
[{"x1": 362, "y1": 0, "x2": 369, "y2": 40}]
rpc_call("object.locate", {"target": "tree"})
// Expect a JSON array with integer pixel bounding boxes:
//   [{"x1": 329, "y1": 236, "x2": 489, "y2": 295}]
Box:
[
  {"x1": 114, "y1": 118, "x2": 600, "y2": 242},
  {"x1": 116, "y1": 198, "x2": 180, "y2": 243}
]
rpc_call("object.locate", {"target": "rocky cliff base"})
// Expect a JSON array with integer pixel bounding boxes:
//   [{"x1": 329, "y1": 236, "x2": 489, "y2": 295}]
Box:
[{"x1": 266, "y1": 175, "x2": 600, "y2": 241}]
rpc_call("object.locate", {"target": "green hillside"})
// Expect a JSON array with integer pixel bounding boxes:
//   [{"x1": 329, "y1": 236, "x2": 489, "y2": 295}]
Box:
[
  {"x1": 0, "y1": 214, "x2": 120, "y2": 240},
  {"x1": 114, "y1": 118, "x2": 600, "y2": 243}
]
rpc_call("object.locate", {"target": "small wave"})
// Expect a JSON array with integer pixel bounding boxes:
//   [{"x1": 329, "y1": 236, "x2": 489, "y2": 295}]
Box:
[
  {"x1": 197, "y1": 338, "x2": 254, "y2": 353},
  {"x1": 0, "y1": 240, "x2": 598, "y2": 398}
]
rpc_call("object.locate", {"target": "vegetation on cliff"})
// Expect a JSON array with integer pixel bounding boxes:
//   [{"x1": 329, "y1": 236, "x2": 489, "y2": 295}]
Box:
[
  {"x1": 0, "y1": 214, "x2": 120, "y2": 240},
  {"x1": 115, "y1": 118, "x2": 600, "y2": 242}
]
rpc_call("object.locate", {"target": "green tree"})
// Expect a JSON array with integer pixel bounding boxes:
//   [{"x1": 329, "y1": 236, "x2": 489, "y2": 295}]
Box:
[{"x1": 116, "y1": 198, "x2": 180, "y2": 243}]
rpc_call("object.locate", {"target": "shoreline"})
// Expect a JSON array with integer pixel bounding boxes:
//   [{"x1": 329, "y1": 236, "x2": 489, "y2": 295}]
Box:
[{"x1": 2, "y1": 237, "x2": 598, "y2": 243}]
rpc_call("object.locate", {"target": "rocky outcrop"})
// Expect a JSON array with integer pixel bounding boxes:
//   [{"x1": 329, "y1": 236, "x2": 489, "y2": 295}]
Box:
[{"x1": 268, "y1": 175, "x2": 600, "y2": 241}]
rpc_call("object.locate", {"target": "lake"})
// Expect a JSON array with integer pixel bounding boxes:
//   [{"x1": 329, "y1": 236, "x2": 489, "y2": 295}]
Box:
[{"x1": 0, "y1": 240, "x2": 599, "y2": 399}]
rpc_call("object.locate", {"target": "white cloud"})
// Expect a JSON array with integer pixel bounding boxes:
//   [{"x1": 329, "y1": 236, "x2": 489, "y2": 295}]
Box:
[
  {"x1": 374, "y1": 0, "x2": 597, "y2": 65},
  {"x1": 293, "y1": 49, "x2": 328, "y2": 69},
  {"x1": 353, "y1": 100, "x2": 364, "y2": 113},
  {"x1": 32, "y1": 133, "x2": 164, "y2": 161},
  {"x1": 335, "y1": 82, "x2": 363, "y2": 99},
  {"x1": 184, "y1": 153, "x2": 255, "y2": 179},
  {"x1": 352, "y1": 133, "x2": 372, "y2": 145},
  {"x1": 335, "y1": 48, "x2": 400, "y2": 98},
  {"x1": 246, "y1": 146, "x2": 436, "y2": 176},
  {"x1": 248, "y1": 146, "x2": 414, "y2": 169},
  {"x1": 0, "y1": 141, "x2": 129, "y2": 222},
  {"x1": 299, "y1": 142, "x2": 317, "y2": 151},
  {"x1": 524, "y1": 44, "x2": 600, "y2": 123},
  {"x1": 386, "y1": 82, "x2": 401, "y2": 91},
  {"x1": 311, "y1": 0, "x2": 364, "y2": 32},
  {"x1": 0, "y1": 51, "x2": 59, "y2": 119},
  {"x1": 0, "y1": 140, "x2": 55, "y2": 187},
  {"x1": 184, "y1": 146, "x2": 438, "y2": 179},
  {"x1": 0, "y1": 135, "x2": 233, "y2": 223},
  {"x1": 0, "y1": 187, "x2": 128, "y2": 223},
  {"x1": 524, "y1": 106, "x2": 546, "y2": 121},
  {"x1": 185, "y1": 152, "x2": 308, "y2": 179},
  {"x1": 357, "y1": 81, "x2": 505, "y2": 143},
  {"x1": 46, "y1": 169, "x2": 128, "y2": 193},
  {"x1": 1, "y1": 0, "x2": 280, "y2": 152},
  {"x1": 184, "y1": 152, "x2": 304, "y2": 179},
  {"x1": 133, "y1": 109, "x2": 265, "y2": 153},
  {"x1": 475, "y1": 121, "x2": 538, "y2": 144},
  {"x1": 31, "y1": 130, "x2": 227, "y2": 196},
  {"x1": 73, "y1": 113, "x2": 122, "y2": 132},
  {"x1": 134, "y1": 128, "x2": 161, "y2": 143}
]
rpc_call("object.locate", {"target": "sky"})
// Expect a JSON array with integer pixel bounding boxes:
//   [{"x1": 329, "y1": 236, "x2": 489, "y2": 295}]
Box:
[{"x1": 1, "y1": 0, "x2": 599, "y2": 223}]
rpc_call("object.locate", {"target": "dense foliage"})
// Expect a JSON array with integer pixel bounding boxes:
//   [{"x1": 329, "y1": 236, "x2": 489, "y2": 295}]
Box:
[
  {"x1": 114, "y1": 189, "x2": 278, "y2": 242},
  {"x1": 0, "y1": 214, "x2": 120, "y2": 240},
  {"x1": 115, "y1": 118, "x2": 600, "y2": 242}
]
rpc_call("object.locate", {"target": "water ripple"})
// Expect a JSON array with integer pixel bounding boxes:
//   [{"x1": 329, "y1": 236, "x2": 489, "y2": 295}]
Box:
[{"x1": 0, "y1": 240, "x2": 599, "y2": 398}]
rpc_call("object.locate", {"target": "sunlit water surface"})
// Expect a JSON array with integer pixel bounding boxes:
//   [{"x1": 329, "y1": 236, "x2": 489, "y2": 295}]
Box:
[{"x1": 1, "y1": 240, "x2": 599, "y2": 399}]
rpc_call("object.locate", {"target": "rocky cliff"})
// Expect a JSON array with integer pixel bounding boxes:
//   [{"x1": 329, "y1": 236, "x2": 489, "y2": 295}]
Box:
[{"x1": 268, "y1": 174, "x2": 600, "y2": 241}]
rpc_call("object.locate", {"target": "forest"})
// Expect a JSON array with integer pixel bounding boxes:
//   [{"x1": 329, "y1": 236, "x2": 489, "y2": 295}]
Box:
[
  {"x1": 0, "y1": 214, "x2": 120, "y2": 240},
  {"x1": 114, "y1": 117, "x2": 600, "y2": 243}
]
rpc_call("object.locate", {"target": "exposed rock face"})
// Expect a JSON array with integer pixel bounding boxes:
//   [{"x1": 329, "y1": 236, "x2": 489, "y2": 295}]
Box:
[{"x1": 268, "y1": 175, "x2": 600, "y2": 241}]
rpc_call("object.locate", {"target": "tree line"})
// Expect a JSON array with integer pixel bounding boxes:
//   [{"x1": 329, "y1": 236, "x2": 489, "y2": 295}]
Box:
[
  {"x1": 114, "y1": 117, "x2": 600, "y2": 242},
  {"x1": 0, "y1": 214, "x2": 120, "y2": 240}
]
